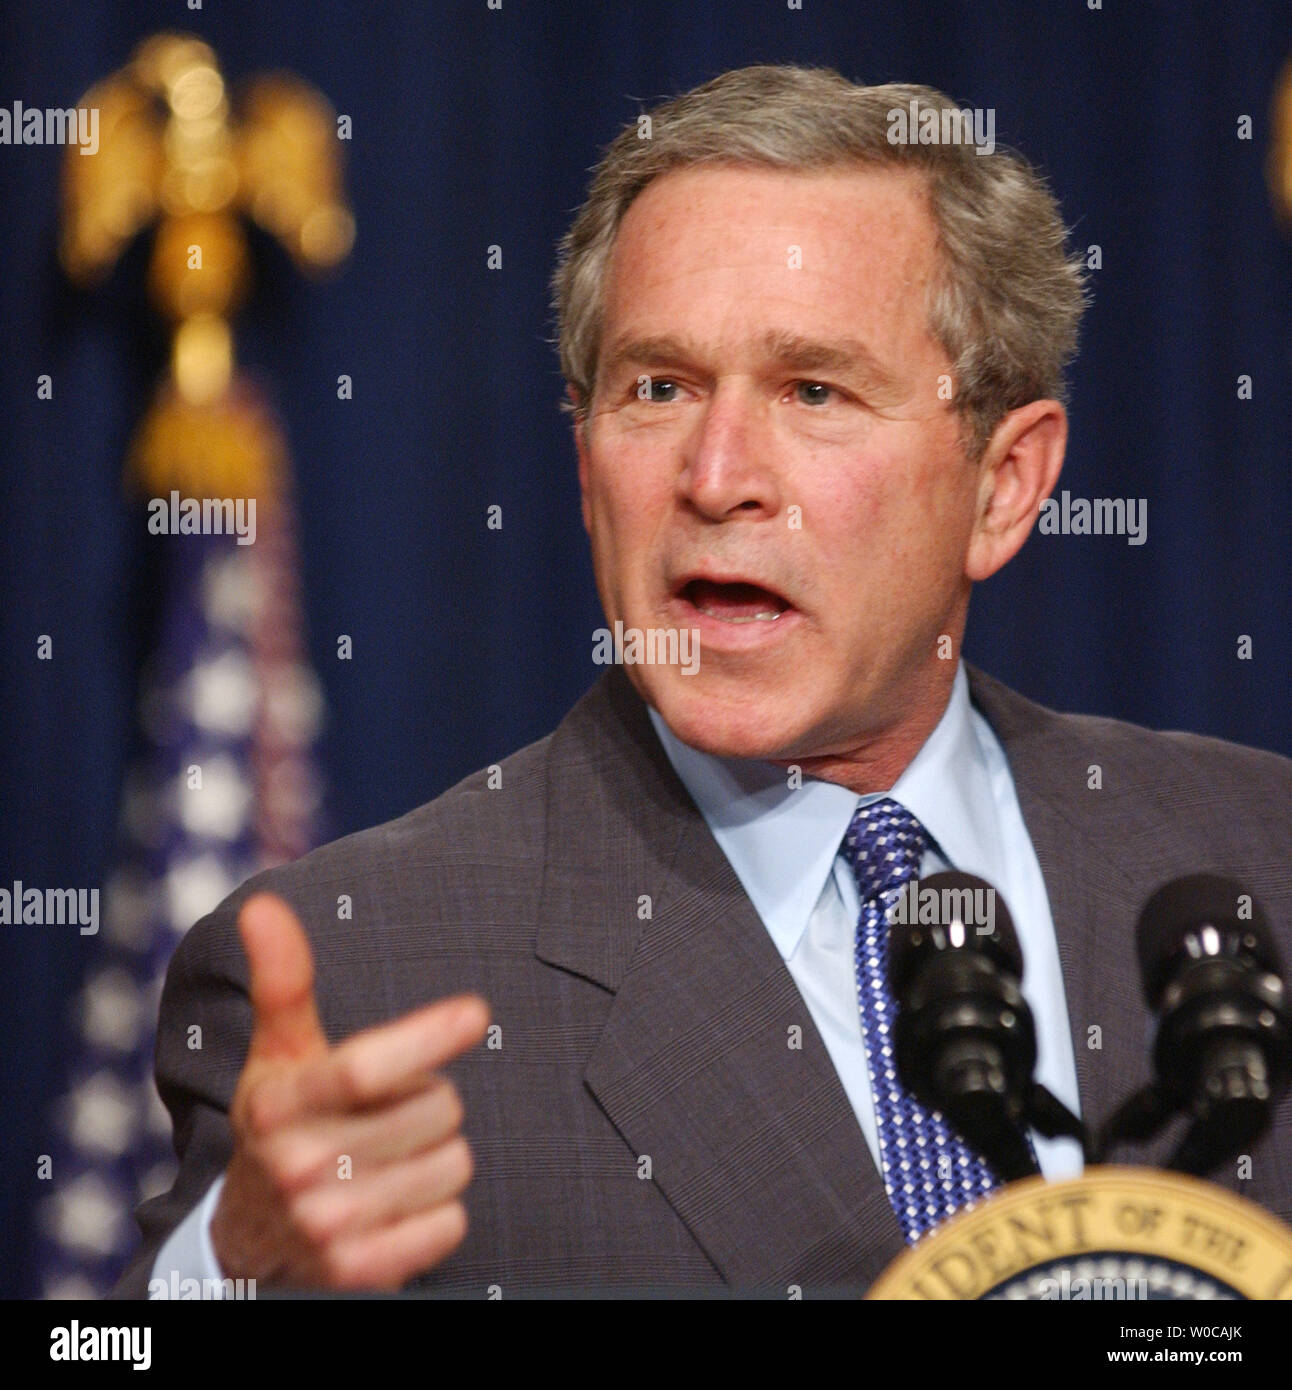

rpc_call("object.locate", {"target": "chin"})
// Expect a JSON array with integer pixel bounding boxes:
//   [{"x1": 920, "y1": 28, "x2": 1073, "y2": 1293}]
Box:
[{"x1": 647, "y1": 673, "x2": 808, "y2": 761}]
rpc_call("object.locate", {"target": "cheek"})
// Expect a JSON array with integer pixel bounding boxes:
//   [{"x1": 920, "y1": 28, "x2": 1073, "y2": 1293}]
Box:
[
  {"x1": 799, "y1": 446, "x2": 902, "y2": 561},
  {"x1": 801, "y1": 445, "x2": 969, "y2": 603},
  {"x1": 588, "y1": 432, "x2": 671, "y2": 524},
  {"x1": 583, "y1": 441, "x2": 670, "y2": 593}
]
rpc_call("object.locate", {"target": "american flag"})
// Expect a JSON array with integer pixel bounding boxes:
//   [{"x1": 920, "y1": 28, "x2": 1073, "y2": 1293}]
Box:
[{"x1": 36, "y1": 488, "x2": 325, "y2": 1298}]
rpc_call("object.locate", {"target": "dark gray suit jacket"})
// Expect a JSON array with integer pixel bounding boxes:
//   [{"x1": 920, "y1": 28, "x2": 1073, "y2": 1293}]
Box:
[{"x1": 113, "y1": 664, "x2": 1292, "y2": 1297}]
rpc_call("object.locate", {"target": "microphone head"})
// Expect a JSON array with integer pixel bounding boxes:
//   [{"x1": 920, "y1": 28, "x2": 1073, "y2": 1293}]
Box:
[
  {"x1": 887, "y1": 870, "x2": 1022, "y2": 1000},
  {"x1": 1136, "y1": 873, "x2": 1279, "y2": 1009}
]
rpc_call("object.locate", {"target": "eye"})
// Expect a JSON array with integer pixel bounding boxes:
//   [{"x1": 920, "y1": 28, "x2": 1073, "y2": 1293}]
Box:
[
  {"x1": 794, "y1": 380, "x2": 837, "y2": 406},
  {"x1": 640, "y1": 377, "x2": 680, "y2": 403}
]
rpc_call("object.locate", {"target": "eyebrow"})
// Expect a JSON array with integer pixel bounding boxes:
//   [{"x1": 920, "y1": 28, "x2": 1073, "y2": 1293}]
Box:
[{"x1": 599, "y1": 329, "x2": 898, "y2": 393}]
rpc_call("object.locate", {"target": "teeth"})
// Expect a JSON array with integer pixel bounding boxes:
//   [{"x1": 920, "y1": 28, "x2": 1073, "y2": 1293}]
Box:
[{"x1": 696, "y1": 605, "x2": 782, "y2": 623}]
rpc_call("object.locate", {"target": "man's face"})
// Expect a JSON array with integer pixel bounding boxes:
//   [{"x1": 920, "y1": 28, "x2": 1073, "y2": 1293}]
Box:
[{"x1": 575, "y1": 163, "x2": 985, "y2": 762}]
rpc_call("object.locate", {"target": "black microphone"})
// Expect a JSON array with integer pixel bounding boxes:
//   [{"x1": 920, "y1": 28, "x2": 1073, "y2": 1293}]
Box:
[
  {"x1": 888, "y1": 871, "x2": 1085, "y2": 1181},
  {"x1": 1134, "y1": 874, "x2": 1292, "y2": 1175}
]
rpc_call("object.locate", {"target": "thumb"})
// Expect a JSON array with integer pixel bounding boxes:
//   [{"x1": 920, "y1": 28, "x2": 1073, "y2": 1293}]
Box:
[{"x1": 238, "y1": 893, "x2": 327, "y2": 1065}]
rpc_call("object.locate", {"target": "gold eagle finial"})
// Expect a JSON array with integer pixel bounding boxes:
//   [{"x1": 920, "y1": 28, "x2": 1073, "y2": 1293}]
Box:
[{"x1": 61, "y1": 34, "x2": 353, "y2": 500}]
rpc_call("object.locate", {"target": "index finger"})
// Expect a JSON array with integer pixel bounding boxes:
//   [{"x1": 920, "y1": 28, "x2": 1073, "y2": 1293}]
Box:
[{"x1": 283, "y1": 993, "x2": 491, "y2": 1120}]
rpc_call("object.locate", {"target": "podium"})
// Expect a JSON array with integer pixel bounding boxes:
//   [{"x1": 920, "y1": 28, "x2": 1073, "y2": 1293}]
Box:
[{"x1": 867, "y1": 1167, "x2": 1292, "y2": 1299}]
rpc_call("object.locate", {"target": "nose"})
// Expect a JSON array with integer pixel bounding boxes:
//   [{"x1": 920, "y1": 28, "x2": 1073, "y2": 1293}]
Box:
[{"x1": 678, "y1": 380, "x2": 782, "y2": 522}]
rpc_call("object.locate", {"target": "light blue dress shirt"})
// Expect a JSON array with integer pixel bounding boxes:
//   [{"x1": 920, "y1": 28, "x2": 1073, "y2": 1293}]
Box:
[
  {"x1": 151, "y1": 661, "x2": 1082, "y2": 1292},
  {"x1": 646, "y1": 660, "x2": 1083, "y2": 1181}
]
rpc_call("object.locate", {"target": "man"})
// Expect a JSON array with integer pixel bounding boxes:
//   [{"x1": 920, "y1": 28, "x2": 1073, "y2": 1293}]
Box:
[{"x1": 113, "y1": 64, "x2": 1292, "y2": 1298}]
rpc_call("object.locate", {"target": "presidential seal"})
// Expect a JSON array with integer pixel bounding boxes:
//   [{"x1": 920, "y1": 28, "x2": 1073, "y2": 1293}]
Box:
[{"x1": 866, "y1": 1167, "x2": 1292, "y2": 1300}]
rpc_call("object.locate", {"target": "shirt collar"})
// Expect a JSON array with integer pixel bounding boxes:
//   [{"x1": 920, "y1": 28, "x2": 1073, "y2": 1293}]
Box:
[{"x1": 647, "y1": 662, "x2": 1005, "y2": 959}]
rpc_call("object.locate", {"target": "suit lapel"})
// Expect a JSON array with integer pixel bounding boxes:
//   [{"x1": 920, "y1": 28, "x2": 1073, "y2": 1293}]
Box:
[{"x1": 535, "y1": 669, "x2": 905, "y2": 1288}]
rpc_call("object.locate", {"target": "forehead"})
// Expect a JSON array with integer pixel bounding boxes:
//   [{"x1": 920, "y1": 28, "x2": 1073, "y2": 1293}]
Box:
[{"x1": 601, "y1": 163, "x2": 940, "y2": 357}]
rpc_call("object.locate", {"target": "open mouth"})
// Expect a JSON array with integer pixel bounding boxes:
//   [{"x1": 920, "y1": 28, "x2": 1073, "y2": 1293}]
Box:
[{"x1": 677, "y1": 577, "x2": 793, "y2": 623}]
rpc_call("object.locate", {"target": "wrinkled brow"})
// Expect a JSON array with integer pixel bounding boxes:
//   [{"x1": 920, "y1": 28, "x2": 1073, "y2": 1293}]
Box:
[{"x1": 599, "y1": 329, "x2": 897, "y2": 391}]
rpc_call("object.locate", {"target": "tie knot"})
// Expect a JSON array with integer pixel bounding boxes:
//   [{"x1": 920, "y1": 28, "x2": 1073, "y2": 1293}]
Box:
[{"x1": 841, "y1": 797, "x2": 928, "y2": 902}]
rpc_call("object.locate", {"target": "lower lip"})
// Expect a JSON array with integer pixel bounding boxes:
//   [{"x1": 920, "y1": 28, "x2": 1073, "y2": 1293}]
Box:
[{"x1": 667, "y1": 592, "x2": 802, "y2": 652}]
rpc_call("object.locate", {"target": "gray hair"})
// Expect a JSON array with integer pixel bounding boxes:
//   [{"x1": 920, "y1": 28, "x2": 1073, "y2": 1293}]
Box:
[{"x1": 550, "y1": 64, "x2": 1088, "y2": 458}]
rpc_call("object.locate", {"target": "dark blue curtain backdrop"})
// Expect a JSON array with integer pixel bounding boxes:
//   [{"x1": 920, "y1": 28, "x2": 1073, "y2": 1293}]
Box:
[{"x1": 2, "y1": 0, "x2": 1290, "y2": 1297}]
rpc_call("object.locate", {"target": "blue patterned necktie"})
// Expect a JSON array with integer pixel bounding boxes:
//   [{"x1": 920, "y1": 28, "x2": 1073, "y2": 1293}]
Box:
[{"x1": 841, "y1": 797, "x2": 1002, "y2": 1243}]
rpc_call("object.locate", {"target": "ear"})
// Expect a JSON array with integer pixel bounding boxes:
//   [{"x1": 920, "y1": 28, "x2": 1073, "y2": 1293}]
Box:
[
  {"x1": 566, "y1": 384, "x2": 593, "y2": 533},
  {"x1": 965, "y1": 399, "x2": 1067, "y2": 583}
]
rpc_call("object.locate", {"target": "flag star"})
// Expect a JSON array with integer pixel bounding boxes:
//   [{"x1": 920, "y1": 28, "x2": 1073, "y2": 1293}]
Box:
[
  {"x1": 79, "y1": 967, "x2": 146, "y2": 1053},
  {"x1": 165, "y1": 853, "x2": 240, "y2": 931},
  {"x1": 63, "y1": 1071, "x2": 137, "y2": 1157},
  {"x1": 175, "y1": 754, "x2": 252, "y2": 841},
  {"x1": 203, "y1": 549, "x2": 260, "y2": 634},
  {"x1": 186, "y1": 649, "x2": 258, "y2": 737},
  {"x1": 44, "y1": 1272, "x2": 101, "y2": 1300},
  {"x1": 40, "y1": 1171, "x2": 130, "y2": 1256}
]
